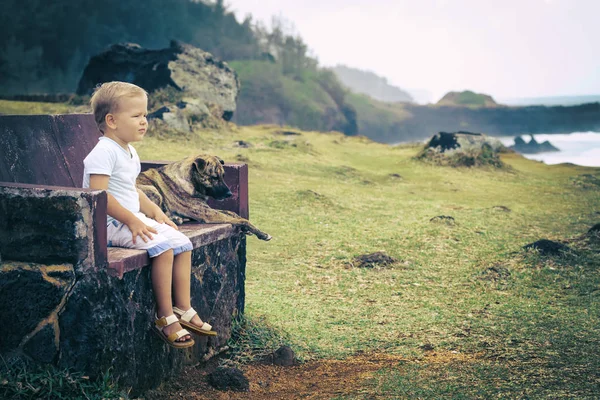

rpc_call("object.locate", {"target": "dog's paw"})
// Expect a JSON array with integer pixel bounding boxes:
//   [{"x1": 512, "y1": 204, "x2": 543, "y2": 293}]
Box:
[
  {"x1": 258, "y1": 233, "x2": 272, "y2": 241},
  {"x1": 171, "y1": 216, "x2": 185, "y2": 225}
]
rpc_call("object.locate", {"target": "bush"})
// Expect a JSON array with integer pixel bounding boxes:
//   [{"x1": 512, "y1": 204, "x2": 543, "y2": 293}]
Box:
[{"x1": 416, "y1": 142, "x2": 505, "y2": 168}]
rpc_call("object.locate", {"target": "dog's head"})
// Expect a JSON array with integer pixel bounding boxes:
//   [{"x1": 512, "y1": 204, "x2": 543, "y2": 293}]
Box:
[{"x1": 190, "y1": 155, "x2": 232, "y2": 200}]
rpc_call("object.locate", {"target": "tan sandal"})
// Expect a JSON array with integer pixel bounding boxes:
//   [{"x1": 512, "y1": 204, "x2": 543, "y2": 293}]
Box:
[
  {"x1": 173, "y1": 306, "x2": 218, "y2": 336},
  {"x1": 153, "y1": 314, "x2": 195, "y2": 348}
]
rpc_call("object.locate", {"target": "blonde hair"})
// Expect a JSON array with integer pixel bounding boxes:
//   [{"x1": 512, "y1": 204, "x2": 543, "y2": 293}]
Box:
[{"x1": 90, "y1": 81, "x2": 148, "y2": 133}]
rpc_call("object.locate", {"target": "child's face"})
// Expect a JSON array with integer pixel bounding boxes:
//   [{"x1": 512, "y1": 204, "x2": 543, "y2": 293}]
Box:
[{"x1": 108, "y1": 95, "x2": 148, "y2": 145}]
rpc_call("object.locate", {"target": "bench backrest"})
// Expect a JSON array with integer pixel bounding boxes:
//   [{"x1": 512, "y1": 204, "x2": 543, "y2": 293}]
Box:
[
  {"x1": 0, "y1": 113, "x2": 249, "y2": 218},
  {"x1": 0, "y1": 114, "x2": 100, "y2": 187}
]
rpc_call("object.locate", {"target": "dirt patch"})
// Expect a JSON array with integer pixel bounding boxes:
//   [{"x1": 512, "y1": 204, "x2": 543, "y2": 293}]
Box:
[
  {"x1": 478, "y1": 265, "x2": 511, "y2": 282},
  {"x1": 430, "y1": 215, "x2": 456, "y2": 225},
  {"x1": 351, "y1": 252, "x2": 398, "y2": 269},
  {"x1": 143, "y1": 351, "x2": 479, "y2": 400},
  {"x1": 523, "y1": 239, "x2": 572, "y2": 256}
]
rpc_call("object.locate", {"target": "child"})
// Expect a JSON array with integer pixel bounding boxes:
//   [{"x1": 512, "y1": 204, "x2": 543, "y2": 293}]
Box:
[{"x1": 83, "y1": 81, "x2": 217, "y2": 349}]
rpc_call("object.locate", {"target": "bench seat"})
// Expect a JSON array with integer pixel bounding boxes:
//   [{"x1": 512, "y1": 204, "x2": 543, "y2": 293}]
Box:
[{"x1": 107, "y1": 223, "x2": 237, "y2": 278}]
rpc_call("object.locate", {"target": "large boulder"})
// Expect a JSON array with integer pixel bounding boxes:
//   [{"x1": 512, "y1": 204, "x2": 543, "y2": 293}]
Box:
[
  {"x1": 417, "y1": 131, "x2": 507, "y2": 168},
  {"x1": 77, "y1": 41, "x2": 240, "y2": 121}
]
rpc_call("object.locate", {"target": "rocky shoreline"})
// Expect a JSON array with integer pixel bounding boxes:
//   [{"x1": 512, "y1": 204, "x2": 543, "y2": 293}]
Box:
[{"x1": 380, "y1": 102, "x2": 600, "y2": 143}]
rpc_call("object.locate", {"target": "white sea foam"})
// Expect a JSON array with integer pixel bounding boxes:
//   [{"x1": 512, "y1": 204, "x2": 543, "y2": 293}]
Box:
[{"x1": 498, "y1": 132, "x2": 600, "y2": 167}]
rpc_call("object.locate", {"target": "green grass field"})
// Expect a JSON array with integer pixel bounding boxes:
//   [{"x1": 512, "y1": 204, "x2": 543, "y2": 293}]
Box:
[
  {"x1": 135, "y1": 124, "x2": 600, "y2": 398},
  {"x1": 2, "y1": 101, "x2": 599, "y2": 398}
]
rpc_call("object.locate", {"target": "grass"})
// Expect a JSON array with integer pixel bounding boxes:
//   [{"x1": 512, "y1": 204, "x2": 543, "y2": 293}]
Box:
[
  {"x1": 0, "y1": 358, "x2": 126, "y2": 399},
  {"x1": 135, "y1": 124, "x2": 600, "y2": 397},
  {"x1": 2, "y1": 100, "x2": 600, "y2": 397},
  {"x1": 0, "y1": 99, "x2": 88, "y2": 115}
]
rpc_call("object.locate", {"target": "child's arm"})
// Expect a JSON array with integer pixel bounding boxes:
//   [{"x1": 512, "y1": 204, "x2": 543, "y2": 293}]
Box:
[
  {"x1": 138, "y1": 189, "x2": 179, "y2": 230},
  {"x1": 88, "y1": 174, "x2": 158, "y2": 244}
]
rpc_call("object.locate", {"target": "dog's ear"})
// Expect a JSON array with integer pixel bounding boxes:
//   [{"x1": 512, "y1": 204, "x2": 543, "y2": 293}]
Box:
[
  {"x1": 218, "y1": 157, "x2": 225, "y2": 165},
  {"x1": 193, "y1": 158, "x2": 207, "y2": 172}
]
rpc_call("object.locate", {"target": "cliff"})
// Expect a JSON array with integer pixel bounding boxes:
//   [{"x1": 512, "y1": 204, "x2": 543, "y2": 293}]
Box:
[{"x1": 347, "y1": 99, "x2": 600, "y2": 143}]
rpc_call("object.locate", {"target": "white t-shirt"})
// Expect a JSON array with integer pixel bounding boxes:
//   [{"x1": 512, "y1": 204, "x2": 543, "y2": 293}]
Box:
[{"x1": 83, "y1": 137, "x2": 141, "y2": 225}]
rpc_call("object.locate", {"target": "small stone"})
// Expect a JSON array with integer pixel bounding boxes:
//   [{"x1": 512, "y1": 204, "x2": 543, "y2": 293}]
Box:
[
  {"x1": 235, "y1": 140, "x2": 252, "y2": 148},
  {"x1": 273, "y1": 345, "x2": 296, "y2": 366},
  {"x1": 208, "y1": 367, "x2": 249, "y2": 392}
]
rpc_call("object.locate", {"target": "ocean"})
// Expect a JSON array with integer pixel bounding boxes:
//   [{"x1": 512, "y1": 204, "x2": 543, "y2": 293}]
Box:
[{"x1": 497, "y1": 132, "x2": 600, "y2": 167}]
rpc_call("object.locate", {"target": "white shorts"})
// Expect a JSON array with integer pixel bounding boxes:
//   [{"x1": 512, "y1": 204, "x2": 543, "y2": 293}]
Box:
[{"x1": 107, "y1": 213, "x2": 193, "y2": 258}]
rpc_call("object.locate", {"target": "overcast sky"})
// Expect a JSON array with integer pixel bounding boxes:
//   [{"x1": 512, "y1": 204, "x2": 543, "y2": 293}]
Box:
[{"x1": 226, "y1": 0, "x2": 599, "y2": 102}]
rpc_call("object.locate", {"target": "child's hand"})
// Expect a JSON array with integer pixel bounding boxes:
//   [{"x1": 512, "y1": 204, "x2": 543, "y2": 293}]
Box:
[
  {"x1": 127, "y1": 218, "x2": 159, "y2": 244},
  {"x1": 154, "y1": 212, "x2": 179, "y2": 230}
]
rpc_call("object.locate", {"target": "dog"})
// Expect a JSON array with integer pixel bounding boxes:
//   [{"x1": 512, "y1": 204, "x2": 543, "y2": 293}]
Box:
[{"x1": 136, "y1": 154, "x2": 272, "y2": 241}]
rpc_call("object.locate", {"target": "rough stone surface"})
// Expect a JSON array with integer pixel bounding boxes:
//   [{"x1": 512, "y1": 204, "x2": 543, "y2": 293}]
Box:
[
  {"x1": 0, "y1": 186, "x2": 106, "y2": 271},
  {"x1": 273, "y1": 345, "x2": 296, "y2": 366},
  {"x1": 0, "y1": 112, "x2": 248, "y2": 395},
  {"x1": 588, "y1": 223, "x2": 600, "y2": 234},
  {"x1": 208, "y1": 367, "x2": 250, "y2": 392},
  {"x1": 57, "y1": 234, "x2": 245, "y2": 394},
  {"x1": 77, "y1": 41, "x2": 239, "y2": 121},
  {"x1": 418, "y1": 131, "x2": 506, "y2": 168},
  {"x1": 0, "y1": 193, "x2": 82, "y2": 264},
  {"x1": 0, "y1": 263, "x2": 74, "y2": 354},
  {"x1": 425, "y1": 131, "x2": 505, "y2": 153},
  {"x1": 23, "y1": 323, "x2": 59, "y2": 363}
]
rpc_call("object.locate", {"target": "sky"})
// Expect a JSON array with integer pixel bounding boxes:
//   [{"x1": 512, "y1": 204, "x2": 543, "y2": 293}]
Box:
[{"x1": 226, "y1": 0, "x2": 600, "y2": 103}]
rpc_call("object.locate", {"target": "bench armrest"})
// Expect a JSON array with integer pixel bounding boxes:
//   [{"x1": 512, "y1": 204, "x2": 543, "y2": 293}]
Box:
[
  {"x1": 0, "y1": 182, "x2": 107, "y2": 273},
  {"x1": 141, "y1": 161, "x2": 249, "y2": 219}
]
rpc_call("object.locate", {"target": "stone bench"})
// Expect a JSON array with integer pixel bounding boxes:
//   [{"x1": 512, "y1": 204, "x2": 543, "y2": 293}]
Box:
[{"x1": 0, "y1": 114, "x2": 248, "y2": 394}]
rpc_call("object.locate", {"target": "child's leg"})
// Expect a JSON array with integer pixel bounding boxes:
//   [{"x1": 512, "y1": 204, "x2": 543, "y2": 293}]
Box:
[
  {"x1": 172, "y1": 251, "x2": 208, "y2": 327},
  {"x1": 108, "y1": 214, "x2": 193, "y2": 343},
  {"x1": 152, "y1": 249, "x2": 191, "y2": 342}
]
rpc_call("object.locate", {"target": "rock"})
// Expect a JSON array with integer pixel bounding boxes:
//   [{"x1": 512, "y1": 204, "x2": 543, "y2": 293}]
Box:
[
  {"x1": 353, "y1": 252, "x2": 398, "y2": 268},
  {"x1": 588, "y1": 223, "x2": 600, "y2": 234},
  {"x1": 234, "y1": 140, "x2": 252, "y2": 148},
  {"x1": 77, "y1": 41, "x2": 240, "y2": 121},
  {"x1": 523, "y1": 239, "x2": 571, "y2": 256},
  {"x1": 425, "y1": 131, "x2": 504, "y2": 152},
  {"x1": 509, "y1": 135, "x2": 560, "y2": 154},
  {"x1": 22, "y1": 323, "x2": 58, "y2": 363},
  {"x1": 146, "y1": 100, "x2": 213, "y2": 132},
  {"x1": 417, "y1": 131, "x2": 506, "y2": 168},
  {"x1": 0, "y1": 263, "x2": 74, "y2": 354},
  {"x1": 272, "y1": 345, "x2": 296, "y2": 366},
  {"x1": 208, "y1": 367, "x2": 249, "y2": 392},
  {"x1": 0, "y1": 192, "x2": 90, "y2": 265}
]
